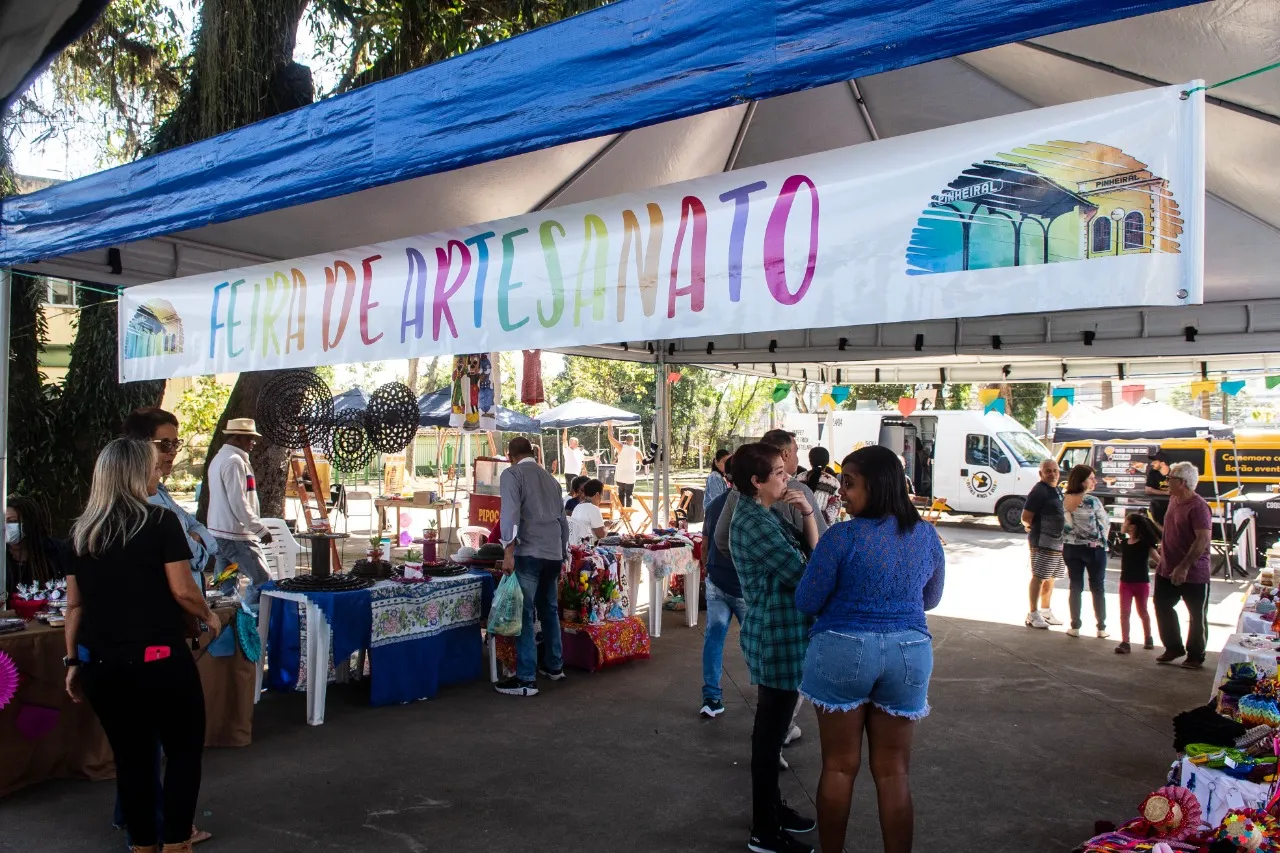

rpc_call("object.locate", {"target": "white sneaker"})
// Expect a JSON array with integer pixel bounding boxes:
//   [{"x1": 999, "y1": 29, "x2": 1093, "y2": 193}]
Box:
[
  {"x1": 1026, "y1": 611, "x2": 1050, "y2": 629},
  {"x1": 1097, "y1": 629, "x2": 1110, "y2": 639},
  {"x1": 1066, "y1": 627, "x2": 1080, "y2": 637},
  {"x1": 784, "y1": 724, "x2": 802, "y2": 746},
  {"x1": 1040, "y1": 610, "x2": 1062, "y2": 626},
  {"x1": 778, "y1": 753, "x2": 790, "y2": 770}
]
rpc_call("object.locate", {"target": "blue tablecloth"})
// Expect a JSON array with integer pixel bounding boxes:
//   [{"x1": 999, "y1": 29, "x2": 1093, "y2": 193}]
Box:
[{"x1": 265, "y1": 572, "x2": 494, "y2": 705}]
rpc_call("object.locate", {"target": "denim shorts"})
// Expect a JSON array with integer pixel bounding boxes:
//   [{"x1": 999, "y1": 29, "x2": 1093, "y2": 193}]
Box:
[{"x1": 799, "y1": 629, "x2": 933, "y2": 720}]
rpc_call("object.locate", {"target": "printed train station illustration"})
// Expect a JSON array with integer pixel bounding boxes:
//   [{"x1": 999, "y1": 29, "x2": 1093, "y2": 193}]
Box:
[
  {"x1": 906, "y1": 141, "x2": 1184, "y2": 275},
  {"x1": 123, "y1": 298, "x2": 184, "y2": 358}
]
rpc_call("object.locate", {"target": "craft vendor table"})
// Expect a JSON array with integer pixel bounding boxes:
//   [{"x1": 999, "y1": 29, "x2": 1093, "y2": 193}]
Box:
[
  {"x1": 376, "y1": 498, "x2": 460, "y2": 540},
  {"x1": 259, "y1": 572, "x2": 494, "y2": 726},
  {"x1": 1179, "y1": 756, "x2": 1272, "y2": 830},
  {"x1": 618, "y1": 544, "x2": 699, "y2": 638},
  {"x1": 1210, "y1": 632, "x2": 1280, "y2": 700},
  {"x1": 1236, "y1": 596, "x2": 1276, "y2": 635},
  {"x1": 0, "y1": 606, "x2": 255, "y2": 798},
  {"x1": 492, "y1": 615, "x2": 650, "y2": 677}
]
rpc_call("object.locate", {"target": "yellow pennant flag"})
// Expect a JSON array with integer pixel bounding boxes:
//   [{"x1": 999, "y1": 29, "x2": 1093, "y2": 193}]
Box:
[
  {"x1": 1049, "y1": 399, "x2": 1070, "y2": 419},
  {"x1": 1190, "y1": 380, "x2": 1217, "y2": 400},
  {"x1": 817, "y1": 393, "x2": 836, "y2": 412},
  {"x1": 978, "y1": 388, "x2": 1001, "y2": 406}
]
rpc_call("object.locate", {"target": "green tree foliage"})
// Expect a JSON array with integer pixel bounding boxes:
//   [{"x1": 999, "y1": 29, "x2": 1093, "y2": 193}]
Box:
[
  {"x1": 175, "y1": 376, "x2": 234, "y2": 438},
  {"x1": 1005, "y1": 383, "x2": 1049, "y2": 429}
]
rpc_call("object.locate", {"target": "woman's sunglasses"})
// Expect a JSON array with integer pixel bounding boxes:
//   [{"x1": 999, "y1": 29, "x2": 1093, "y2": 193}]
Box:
[{"x1": 152, "y1": 438, "x2": 184, "y2": 454}]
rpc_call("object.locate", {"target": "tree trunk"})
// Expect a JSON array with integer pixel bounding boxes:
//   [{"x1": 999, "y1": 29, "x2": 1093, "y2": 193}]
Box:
[{"x1": 404, "y1": 358, "x2": 420, "y2": 473}]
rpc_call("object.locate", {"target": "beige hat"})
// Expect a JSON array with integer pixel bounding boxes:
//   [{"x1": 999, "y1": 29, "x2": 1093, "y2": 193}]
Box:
[{"x1": 224, "y1": 418, "x2": 262, "y2": 437}]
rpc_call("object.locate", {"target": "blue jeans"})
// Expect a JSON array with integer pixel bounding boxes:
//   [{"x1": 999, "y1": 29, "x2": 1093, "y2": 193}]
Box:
[
  {"x1": 702, "y1": 578, "x2": 746, "y2": 701},
  {"x1": 514, "y1": 556, "x2": 564, "y2": 683},
  {"x1": 214, "y1": 536, "x2": 271, "y2": 604},
  {"x1": 800, "y1": 629, "x2": 933, "y2": 719}
]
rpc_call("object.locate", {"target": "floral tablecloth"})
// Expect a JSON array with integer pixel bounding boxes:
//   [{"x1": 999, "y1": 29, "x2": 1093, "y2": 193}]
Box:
[
  {"x1": 494, "y1": 615, "x2": 650, "y2": 675},
  {"x1": 619, "y1": 544, "x2": 696, "y2": 579}
]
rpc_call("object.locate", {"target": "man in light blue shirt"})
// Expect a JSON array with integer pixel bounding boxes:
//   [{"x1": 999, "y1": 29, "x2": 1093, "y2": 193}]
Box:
[{"x1": 496, "y1": 437, "x2": 569, "y2": 697}]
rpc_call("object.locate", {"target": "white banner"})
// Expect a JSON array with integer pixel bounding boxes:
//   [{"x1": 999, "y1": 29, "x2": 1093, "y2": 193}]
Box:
[{"x1": 119, "y1": 84, "x2": 1204, "y2": 381}]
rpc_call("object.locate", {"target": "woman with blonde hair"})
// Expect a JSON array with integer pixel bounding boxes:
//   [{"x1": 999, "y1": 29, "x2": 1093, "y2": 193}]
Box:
[{"x1": 63, "y1": 438, "x2": 219, "y2": 853}]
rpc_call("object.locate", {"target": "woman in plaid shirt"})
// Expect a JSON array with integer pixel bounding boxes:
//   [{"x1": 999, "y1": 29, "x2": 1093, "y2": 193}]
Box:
[{"x1": 729, "y1": 442, "x2": 821, "y2": 853}]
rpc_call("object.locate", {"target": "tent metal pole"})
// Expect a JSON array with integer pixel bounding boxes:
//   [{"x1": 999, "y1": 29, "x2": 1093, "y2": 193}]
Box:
[
  {"x1": 0, "y1": 270, "x2": 9, "y2": 599},
  {"x1": 656, "y1": 341, "x2": 670, "y2": 528}
]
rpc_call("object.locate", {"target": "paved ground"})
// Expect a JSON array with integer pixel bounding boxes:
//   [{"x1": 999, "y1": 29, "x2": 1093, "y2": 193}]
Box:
[{"x1": 1, "y1": 524, "x2": 1247, "y2": 852}]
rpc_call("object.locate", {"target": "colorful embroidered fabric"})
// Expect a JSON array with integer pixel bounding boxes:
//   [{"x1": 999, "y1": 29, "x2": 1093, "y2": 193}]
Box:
[
  {"x1": 494, "y1": 615, "x2": 650, "y2": 674},
  {"x1": 370, "y1": 575, "x2": 485, "y2": 647},
  {"x1": 521, "y1": 349, "x2": 545, "y2": 405}
]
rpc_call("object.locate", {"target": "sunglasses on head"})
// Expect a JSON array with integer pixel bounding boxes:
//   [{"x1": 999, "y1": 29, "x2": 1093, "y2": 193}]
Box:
[{"x1": 152, "y1": 438, "x2": 183, "y2": 454}]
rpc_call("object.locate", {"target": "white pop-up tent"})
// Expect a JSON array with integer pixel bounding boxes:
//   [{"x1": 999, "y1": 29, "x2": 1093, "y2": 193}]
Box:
[{"x1": 0, "y1": 0, "x2": 1274, "y2": 573}]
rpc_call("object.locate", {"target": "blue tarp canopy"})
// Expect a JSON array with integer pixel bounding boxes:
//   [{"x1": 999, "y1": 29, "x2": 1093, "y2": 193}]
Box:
[
  {"x1": 417, "y1": 388, "x2": 539, "y2": 432},
  {"x1": 1, "y1": 0, "x2": 1212, "y2": 271}
]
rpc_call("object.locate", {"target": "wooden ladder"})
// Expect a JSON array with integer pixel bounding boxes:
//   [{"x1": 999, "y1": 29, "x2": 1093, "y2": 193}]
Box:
[{"x1": 289, "y1": 444, "x2": 341, "y2": 571}]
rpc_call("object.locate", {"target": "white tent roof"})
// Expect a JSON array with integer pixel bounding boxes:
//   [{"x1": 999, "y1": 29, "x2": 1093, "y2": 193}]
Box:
[
  {"x1": 535, "y1": 398, "x2": 640, "y2": 429},
  {"x1": 11, "y1": 1, "x2": 1279, "y2": 379},
  {"x1": 1051, "y1": 399, "x2": 1232, "y2": 440}
]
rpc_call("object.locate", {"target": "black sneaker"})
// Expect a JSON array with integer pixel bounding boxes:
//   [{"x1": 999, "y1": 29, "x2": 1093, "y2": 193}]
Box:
[
  {"x1": 539, "y1": 667, "x2": 567, "y2": 681},
  {"x1": 494, "y1": 677, "x2": 538, "y2": 696},
  {"x1": 778, "y1": 801, "x2": 816, "y2": 834},
  {"x1": 1144, "y1": 637, "x2": 1155, "y2": 650},
  {"x1": 1114, "y1": 642, "x2": 1131, "y2": 654},
  {"x1": 700, "y1": 698, "x2": 725, "y2": 718},
  {"x1": 748, "y1": 829, "x2": 813, "y2": 853}
]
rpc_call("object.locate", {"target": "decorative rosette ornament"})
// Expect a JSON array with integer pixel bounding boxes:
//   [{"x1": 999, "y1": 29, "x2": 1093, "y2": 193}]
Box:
[
  {"x1": 1215, "y1": 809, "x2": 1280, "y2": 852},
  {"x1": 1139, "y1": 786, "x2": 1202, "y2": 842},
  {"x1": 0, "y1": 650, "x2": 18, "y2": 710}
]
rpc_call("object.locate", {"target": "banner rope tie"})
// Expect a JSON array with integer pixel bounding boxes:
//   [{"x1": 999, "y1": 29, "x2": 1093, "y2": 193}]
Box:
[{"x1": 1181, "y1": 60, "x2": 1280, "y2": 99}]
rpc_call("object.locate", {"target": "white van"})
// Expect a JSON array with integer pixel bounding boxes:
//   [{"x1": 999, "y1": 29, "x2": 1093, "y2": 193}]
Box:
[{"x1": 824, "y1": 410, "x2": 1051, "y2": 532}]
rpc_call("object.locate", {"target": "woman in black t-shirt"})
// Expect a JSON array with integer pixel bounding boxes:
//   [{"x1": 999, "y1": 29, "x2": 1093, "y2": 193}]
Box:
[{"x1": 63, "y1": 438, "x2": 219, "y2": 853}]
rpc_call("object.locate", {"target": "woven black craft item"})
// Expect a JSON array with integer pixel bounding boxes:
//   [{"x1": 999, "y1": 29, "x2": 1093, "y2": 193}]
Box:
[
  {"x1": 325, "y1": 409, "x2": 376, "y2": 471},
  {"x1": 256, "y1": 370, "x2": 334, "y2": 450},
  {"x1": 365, "y1": 382, "x2": 419, "y2": 454},
  {"x1": 277, "y1": 573, "x2": 374, "y2": 592}
]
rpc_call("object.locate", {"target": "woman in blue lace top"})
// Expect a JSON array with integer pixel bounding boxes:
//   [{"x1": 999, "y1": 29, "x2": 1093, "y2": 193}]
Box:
[{"x1": 795, "y1": 445, "x2": 945, "y2": 853}]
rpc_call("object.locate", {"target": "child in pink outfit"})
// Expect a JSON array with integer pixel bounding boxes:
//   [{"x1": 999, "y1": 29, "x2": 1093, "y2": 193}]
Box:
[{"x1": 1116, "y1": 513, "x2": 1159, "y2": 654}]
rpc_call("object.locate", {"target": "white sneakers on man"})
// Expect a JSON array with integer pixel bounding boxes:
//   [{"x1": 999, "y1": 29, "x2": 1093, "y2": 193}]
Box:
[
  {"x1": 1040, "y1": 609, "x2": 1062, "y2": 626},
  {"x1": 1025, "y1": 611, "x2": 1050, "y2": 629}
]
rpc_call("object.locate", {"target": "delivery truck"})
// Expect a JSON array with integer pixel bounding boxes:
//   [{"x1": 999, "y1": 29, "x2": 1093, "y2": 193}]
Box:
[{"x1": 825, "y1": 410, "x2": 1052, "y2": 532}]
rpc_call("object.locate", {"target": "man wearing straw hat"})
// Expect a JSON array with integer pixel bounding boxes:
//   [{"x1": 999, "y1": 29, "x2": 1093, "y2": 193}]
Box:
[{"x1": 207, "y1": 418, "x2": 273, "y2": 605}]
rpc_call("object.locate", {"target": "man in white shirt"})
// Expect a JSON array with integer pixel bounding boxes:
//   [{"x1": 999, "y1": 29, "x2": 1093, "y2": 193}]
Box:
[
  {"x1": 560, "y1": 430, "x2": 596, "y2": 493},
  {"x1": 207, "y1": 418, "x2": 273, "y2": 604},
  {"x1": 608, "y1": 425, "x2": 642, "y2": 507}
]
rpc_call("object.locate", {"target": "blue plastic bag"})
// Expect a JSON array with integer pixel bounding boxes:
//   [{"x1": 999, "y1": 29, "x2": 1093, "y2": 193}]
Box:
[{"x1": 487, "y1": 571, "x2": 524, "y2": 636}]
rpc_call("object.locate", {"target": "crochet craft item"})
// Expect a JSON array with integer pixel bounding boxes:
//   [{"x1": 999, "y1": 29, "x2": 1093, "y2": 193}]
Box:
[
  {"x1": 1214, "y1": 808, "x2": 1280, "y2": 852},
  {"x1": 325, "y1": 409, "x2": 376, "y2": 471},
  {"x1": 1139, "y1": 786, "x2": 1202, "y2": 842},
  {"x1": 256, "y1": 369, "x2": 334, "y2": 450},
  {"x1": 521, "y1": 350, "x2": 545, "y2": 405},
  {"x1": 364, "y1": 382, "x2": 418, "y2": 453},
  {"x1": 1240, "y1": 695, "x2": 1280, "y2": 729},
  {"x1": 277, "y1": 573, "x2": 374, "y2": 592},
  {"x1": 234, "y1": 609, "x2": 262, "y2": 663},
  {"x1": 0, "y1": 649, "x2": 18, "y2": 710}
]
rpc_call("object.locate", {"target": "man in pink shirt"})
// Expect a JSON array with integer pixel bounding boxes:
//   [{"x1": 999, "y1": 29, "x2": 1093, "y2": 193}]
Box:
[{"x1": 1153, "y1": 461, "x2": 1213, "y2": 669}]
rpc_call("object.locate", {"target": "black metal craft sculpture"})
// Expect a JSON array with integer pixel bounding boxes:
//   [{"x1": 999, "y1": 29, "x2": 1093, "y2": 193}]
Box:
[
  {"x1": 256, "y1": 370, "x2": 334, "y2": 450},
  {"x1": 365, "y1": 382, "x2": 419, "y2": 454},
  {"x1": 325, "y1": 409, "x2": 376, "y2": 471}
]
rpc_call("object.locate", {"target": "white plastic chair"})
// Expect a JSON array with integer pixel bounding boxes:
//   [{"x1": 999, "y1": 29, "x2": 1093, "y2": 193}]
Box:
[
  {"x1": 343, "y1": 490, "x2": 377, "y2": 534},
  {"x1": 260, "y1": 518, "x2": 301, "y2": 580},
  {"x1": 457, "y1": 525, "x2": 492, "y2": 549}
]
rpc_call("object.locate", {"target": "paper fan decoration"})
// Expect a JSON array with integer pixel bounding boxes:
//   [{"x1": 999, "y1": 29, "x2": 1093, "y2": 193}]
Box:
[
  {"x1": 0, "y1": 650, "x2": 18, "y2": 710},
  {"x1": 1139, "y1": 785, "x2": 1202, "y2": 842},
  {"x1": 235, "y1": 609, "x2": 262, "y2": 663}
]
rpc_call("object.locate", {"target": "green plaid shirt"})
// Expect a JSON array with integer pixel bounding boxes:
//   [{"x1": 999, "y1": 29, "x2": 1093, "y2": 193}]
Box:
[{"x1": 729, "y1": 496, "x2": 813, "y2": 690}]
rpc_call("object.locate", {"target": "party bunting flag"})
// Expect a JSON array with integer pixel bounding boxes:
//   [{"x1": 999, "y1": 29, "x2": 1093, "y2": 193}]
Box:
[
  {"x1": 667, "y1": 371, "x2": 682, "y2": 384},
  {"x1": 1190, "y1": 380, "x2": 1217, "y2": 400},
  {"x1": 1051, "y1": 387, "x2": 1075, "y2": 406},
  {"x1": 1121, "y1": 384, "x2": 1146, "y2": 405},
  {"x1": 1267, "y1": 376, "x2": 1280, "y2": 390},
  {"x1": 817, "y1": 393, "x2": 836, "y2": 412},
  {"x1": 919, "y1": 388, "x2": 937, "y2": 407},
  {"x1": 831, "y1": 386, "x2": 851, "y2": 404},
  {"x1": 977, "y1": 388, "x2": 1001, "y2": 406},
  {"x1": 897, "y1": 397, "x2": 917, "y2": 417},
  {"x1": 983, "y1": 398, "x2": 1006, "y2": 415},
  {"x1": 1221, "y1": 380, "x2": 1246, "y2": 396},
  {"x1": 771, "y1": 382, "x2": 792, "y2": 403},
  {"x1": 1049, "y1": 399, "x2": 1070, "y2": 419}
]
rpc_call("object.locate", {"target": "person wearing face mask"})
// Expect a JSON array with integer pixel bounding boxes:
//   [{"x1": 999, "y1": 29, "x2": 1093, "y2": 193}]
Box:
[
  {"x1": 4, "y1": 494, "x2": 69, "y2": 602},
  {"x1": 122, "y1": 408, "x2": 218, "y2": 590}
]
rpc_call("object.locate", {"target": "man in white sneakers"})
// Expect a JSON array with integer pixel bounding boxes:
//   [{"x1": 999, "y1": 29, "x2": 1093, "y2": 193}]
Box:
[{"x1": 207, "y1": 418, "x2": 273, "y2": 604}]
